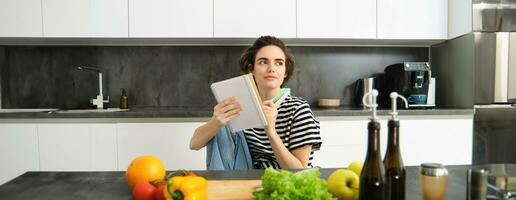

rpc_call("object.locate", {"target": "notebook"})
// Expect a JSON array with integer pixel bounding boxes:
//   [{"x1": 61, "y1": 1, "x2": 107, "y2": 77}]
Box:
[{"x1": 210, "y1": 73, "x2": 268, "y2": 132}]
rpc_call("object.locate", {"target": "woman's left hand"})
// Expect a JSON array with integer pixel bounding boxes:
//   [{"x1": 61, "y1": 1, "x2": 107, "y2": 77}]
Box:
[{"x1": 262, "y1": 100, "x2": 277, "y2": 131}]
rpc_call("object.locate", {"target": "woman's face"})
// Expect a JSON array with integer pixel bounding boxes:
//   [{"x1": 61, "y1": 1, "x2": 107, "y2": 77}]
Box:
[{"x1": 252, "y1": 45, "x2": 287, "y2": 90}]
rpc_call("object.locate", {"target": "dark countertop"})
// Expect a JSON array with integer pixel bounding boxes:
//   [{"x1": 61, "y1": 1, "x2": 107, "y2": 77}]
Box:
[
  {"x1": 0, "y1": 165, "x2": 503, "y2": 200},
  {"x1": 0, "y1": 107, "x2": 474, "y2": 119}
]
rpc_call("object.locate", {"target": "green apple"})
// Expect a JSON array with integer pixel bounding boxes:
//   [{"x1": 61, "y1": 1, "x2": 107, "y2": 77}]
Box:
[
  {"x1": 348, "y1": 161, "x2": 364, "y2": 177},
  {"x1": 327, "y1": 169, "x2": 359, "y2": 200}
]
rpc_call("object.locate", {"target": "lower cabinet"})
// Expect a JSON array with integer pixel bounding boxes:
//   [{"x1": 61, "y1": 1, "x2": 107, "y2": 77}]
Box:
[
  {"x1": 0, "y1": 116, "x2": 473, "y2": 185},
  {"x1": 313, "y1": 117, "x2": 473, "y2": 168},
  {"x1": 0, "y1": 124, "x2": 39, "y2": 185},
  {"x1": 35, "y1": 122, "x2": 206, "y2": 172},
  {"x1": 37, "y1": 124, "x2": 118, "y2": 171},
  {"x1": 117, "y1": 122, "x2": 206, "y2": 171},
  {"x1": 314, "y1": 120, "x2": 385, "y2": 168}
]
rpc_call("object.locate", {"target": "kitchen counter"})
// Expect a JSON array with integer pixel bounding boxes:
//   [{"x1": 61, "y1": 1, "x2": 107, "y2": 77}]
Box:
[
  {"x1": 0, "y1": 107, "x2": 474, "y2": 120},
  {"x1": 0, "y1": 165, "x2": 502, "y2": 200}
]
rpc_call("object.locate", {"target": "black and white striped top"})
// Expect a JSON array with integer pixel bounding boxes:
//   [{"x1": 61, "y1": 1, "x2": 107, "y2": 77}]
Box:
[{"x1": 243, "y1": 95, "x2": 322, "y2": 169}]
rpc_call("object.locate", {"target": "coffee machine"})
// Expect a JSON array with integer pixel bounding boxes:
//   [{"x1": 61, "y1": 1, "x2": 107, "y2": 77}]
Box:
[{"x1": 381, "y1": 62, "x2": 435, "y2": 109}]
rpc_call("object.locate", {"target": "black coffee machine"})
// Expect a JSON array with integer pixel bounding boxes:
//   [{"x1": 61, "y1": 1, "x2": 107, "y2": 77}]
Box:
[{"x1": 381, "y1": 62, "x2": 434, "y2": 109}]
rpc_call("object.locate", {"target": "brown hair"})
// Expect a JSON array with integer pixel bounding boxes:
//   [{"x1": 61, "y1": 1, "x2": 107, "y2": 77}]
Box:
[{"x1": 239, "y1": 36, "x2": 297, "y2": 87}]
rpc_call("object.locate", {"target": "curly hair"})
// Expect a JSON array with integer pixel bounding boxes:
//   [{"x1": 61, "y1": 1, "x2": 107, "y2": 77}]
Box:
[{"x1": 239, "y1": 36, "x2": 297, "y2": 87}]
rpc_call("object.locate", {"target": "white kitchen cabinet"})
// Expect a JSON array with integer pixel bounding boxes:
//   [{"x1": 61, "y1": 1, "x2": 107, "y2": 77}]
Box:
[
  {"x1": 214, "y1": 0, "x2": 296, "y2": 38},
  {"x1": 0, "y1": 0, "x2": 42, "y2": 37},
  {"x1": 314, "y1": 120, "x2": 387, "y2": 168},
  {"x1": 42, "y1": 0, "x2": 128, "y2": 37},
  {"x1": 297, "y1": 0, "x2": 376, "y2": 39},
  {"x1": 0, "y1": 124, "x2": 39, "y2": 185},
  {"x1": 117, "y1": 122, "x2": 206, "y2": 171},
  {"x1": 377, "y1": 0, "x2": 447, "y2": 39},
  {"x1": 400, "y1": 118, "x2": 473, "y2": 165},
  {"x1": 448, "y1": 0, "x2": 472, "y2": 39},
  {"x1": 38, "y1": 124, "x2": 118, "y2": 171},
  {"x1": 313, "y1": 116, "x2": 473, "y2": 168},
  {"x1": 129, "y1": 0, "x2": 213, "y2": 37}
]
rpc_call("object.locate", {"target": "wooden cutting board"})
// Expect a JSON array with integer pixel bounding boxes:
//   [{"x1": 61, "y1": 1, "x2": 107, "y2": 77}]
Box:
[{"x1": 207, "y1": 180, "x2": 262, "y2": 200}]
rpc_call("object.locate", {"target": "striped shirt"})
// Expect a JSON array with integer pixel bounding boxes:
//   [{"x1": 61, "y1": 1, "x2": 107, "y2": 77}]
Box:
[{"x1": 243, "y1": 95, "x2": 322, "y2": 169}]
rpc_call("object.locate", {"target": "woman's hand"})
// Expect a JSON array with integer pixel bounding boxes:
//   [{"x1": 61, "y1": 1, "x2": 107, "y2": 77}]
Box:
[
  {"x1": 262, "y1": 100, "x2": 278, "y2": 131},
  {"x1": 190, "y1": 97, "x2": 241, "y2": 151},
  {"x1": 212, "y1": 96, "x2": 242, "y2": 125}
]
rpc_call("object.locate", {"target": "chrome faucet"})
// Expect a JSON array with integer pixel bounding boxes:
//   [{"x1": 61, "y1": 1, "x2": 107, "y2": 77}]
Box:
[{"x1": 77, "y1": 66, "x2": 109, "y2": 109}]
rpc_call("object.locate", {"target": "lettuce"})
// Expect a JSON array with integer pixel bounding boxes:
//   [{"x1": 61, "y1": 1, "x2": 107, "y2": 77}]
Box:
[{"x1": 253, "y1": 168, "x2": 335, "y2": 200}]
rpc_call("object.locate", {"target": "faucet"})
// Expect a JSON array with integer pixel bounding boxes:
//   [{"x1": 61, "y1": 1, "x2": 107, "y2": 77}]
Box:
[{"x1": 77, "y1": 66, "x2": 109, "y2": 109}]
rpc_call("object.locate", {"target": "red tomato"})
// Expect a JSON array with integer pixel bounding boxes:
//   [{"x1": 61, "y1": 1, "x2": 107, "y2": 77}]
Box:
[
  {"x1": 154, "y1": 182, "x2": 167, "y2": 200},
  {"x1": 133, "y1": 181, "x2": 156, "y2": 200},
  {"x1": 187, "y1": 172, "x2": 196, "y2": 176}
]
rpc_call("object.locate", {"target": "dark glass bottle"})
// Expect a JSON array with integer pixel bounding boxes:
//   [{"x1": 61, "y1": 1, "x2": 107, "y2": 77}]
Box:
[
  {"x1": 120, "y1": 88, "x2": 128, "y2": 109},
  {"x1": 359, "y1": 120, "x2": 388, "y2": 200},
  {"x1": 384, "y1": 120, "x2": 406, "y2": 200}
]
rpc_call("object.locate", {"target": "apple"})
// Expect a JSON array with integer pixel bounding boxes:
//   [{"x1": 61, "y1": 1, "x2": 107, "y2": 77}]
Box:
[
  {"x1": 327, "y1": 169, "x2": 359, "y2": 200},
  {"x1": 348, "y1": 161, "x2": 364, "y2": 177}
]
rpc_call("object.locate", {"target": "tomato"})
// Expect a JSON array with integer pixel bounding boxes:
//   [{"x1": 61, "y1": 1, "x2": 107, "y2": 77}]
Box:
[
  {"x1": 187, "y1": 172, "x2": 197, "y2": 176},
  {"x1": 155, "y1": 182, "x2": 167, "y2": 200},
  {"x1": 133, "y1": 181, "x2": 156, "y2": 200}
]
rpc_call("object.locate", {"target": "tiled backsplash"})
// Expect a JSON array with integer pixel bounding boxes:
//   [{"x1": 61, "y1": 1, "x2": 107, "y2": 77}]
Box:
[{"x1": 0, "y1": 46, "x2": 428, "y2": 109}]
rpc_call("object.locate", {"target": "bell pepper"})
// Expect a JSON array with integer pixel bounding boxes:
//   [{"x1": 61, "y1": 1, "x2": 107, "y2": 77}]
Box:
[{"x1": 164, "y1": 176, "x2": 208, "y2": 200}]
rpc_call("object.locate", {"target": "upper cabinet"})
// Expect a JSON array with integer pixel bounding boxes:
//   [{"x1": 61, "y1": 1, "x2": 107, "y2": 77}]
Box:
[
  {"x1": 297, "y1": 0, "x2": 376, "y2": 39},
  {"x1": 448, "y1": 0, "x2": 472, "y2": 39},
  {"x1": 377, "y1": 0, "x2": 448, "y2": 39},
  {"x1": 42, "y1": 0, "x2": 128, "y2": 37},
  {"x1": 129, "y1": 0, "x2": 213, "y2": 37},
  {"x1": 0, "y1": 0, "x2": 42, "y2": 37},
  {"x1": 0, "y1": 0, "x2": 453, "y2": 42},
  {"x1": 214, "y1": 0, "x2": 296, "y2": 38}
]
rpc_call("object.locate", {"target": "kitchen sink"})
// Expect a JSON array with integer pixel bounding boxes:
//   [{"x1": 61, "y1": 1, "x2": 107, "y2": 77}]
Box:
[
  {"x1": 0, "y1": 108, "x2": 58, "y2": 113},
  {"x1": 50, "y1": 108, "x2": 129, "y2": 114}
]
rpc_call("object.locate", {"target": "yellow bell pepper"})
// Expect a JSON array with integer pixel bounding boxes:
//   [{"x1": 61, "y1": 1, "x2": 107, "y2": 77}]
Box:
[{"x1": 164, "y1": 176, "x2": 208, "y2": 200}]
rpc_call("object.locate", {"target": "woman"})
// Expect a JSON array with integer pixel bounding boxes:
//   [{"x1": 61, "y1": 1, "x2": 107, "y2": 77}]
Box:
[{"x1": 189, "y1": 36, "x2": 321, "y2": 169}]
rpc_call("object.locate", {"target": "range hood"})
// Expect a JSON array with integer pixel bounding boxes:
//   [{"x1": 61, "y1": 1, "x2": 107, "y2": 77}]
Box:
[{"x1": 473, "y1": 0, "x2": 516, "y2": 32}]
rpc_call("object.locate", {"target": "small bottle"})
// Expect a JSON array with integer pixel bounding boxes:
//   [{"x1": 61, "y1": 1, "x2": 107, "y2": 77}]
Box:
[
  {"x1": 359, "y1": 90, "x2": 388, "y2": 200},
  {"x1": 383, "y1": 92, "x2": 409, "y2": 200},
  {"x1": 120, "y1": 88, "x2": 128, "y2": 109}
]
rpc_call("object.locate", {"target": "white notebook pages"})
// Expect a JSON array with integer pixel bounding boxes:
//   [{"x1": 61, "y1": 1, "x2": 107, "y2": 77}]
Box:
[{"x1": 210, "y1": 74, "x2": 268, "y2": 132}]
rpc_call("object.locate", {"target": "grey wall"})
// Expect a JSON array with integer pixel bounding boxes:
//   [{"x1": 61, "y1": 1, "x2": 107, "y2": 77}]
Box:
[{"x1": 0, "y1": 46, "x2": 428, "y2": 109}]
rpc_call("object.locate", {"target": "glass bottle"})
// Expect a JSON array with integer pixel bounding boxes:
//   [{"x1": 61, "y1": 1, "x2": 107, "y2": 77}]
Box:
[
  {"x1": 360, "y1": 120, "x2": 388, "y2": 200},
  {"x1": 120, "y1": 88, "x2": 128, "y2": 109},
  {"x1": 383, "y1": 92, "x2": 408, "y2": 200},
  {"x1": 359, "y1": 89, "x2": 388, "y2": 200},
  {"x1": 384, "y1": 120, "x2": 405, "y2": 200}
]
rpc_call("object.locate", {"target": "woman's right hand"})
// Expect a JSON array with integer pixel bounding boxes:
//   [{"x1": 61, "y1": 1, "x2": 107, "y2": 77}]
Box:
[{"x1": 212, "y1": 96, "x2": 242, "y2": 125}]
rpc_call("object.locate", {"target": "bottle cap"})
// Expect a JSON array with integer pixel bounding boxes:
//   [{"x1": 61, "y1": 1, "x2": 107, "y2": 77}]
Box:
[
  {"x1": 389, "y1": 92, "x2": 408, "y2": 120},
  {"x1": 362, "y1": 89, "x2": 379, "y2": 120}
]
